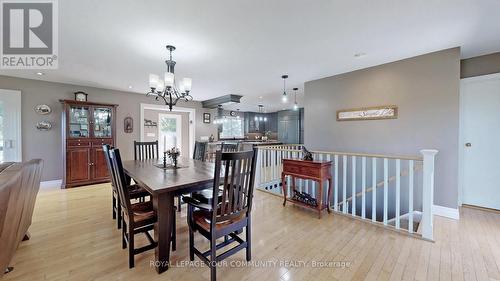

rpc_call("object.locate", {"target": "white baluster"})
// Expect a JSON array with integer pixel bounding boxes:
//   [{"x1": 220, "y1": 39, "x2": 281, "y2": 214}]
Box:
[
  {"x1": 311, "y1": 153, "x2": 316, "y2": 199},
  {"x1": 327, "y1": 154, "x2": 332, "y2": 208},
  {"x1": 408, "y1": 160, "x2": 414, "y2": 233},
  {"x1": 334, "y1": 154, "x2": 339, "y2": 212},
  {"x1": 362, "y1": 157, "x2": 366, "y2": 219},
  {"x1": 352, "y1": 156, "x2": 356, "y2": 216},
  {"x1": 395, "y1": 159, "x2": 401, "y2": 229},
  {"x1": 383, "y1": 158, "x2": 388, "y2": 225},
  {"x1": 343, "y1": 155, "x2": 347, "y2": 214},
  {"x1": 271, "y1": 149, "x2": 276, "y2": 183},
  {"x1": 421, "y1": 149, "x2": 438, "y2": 240},
  {"x1": 372, "y1": 158, "x2": 377, "y2": 222}
]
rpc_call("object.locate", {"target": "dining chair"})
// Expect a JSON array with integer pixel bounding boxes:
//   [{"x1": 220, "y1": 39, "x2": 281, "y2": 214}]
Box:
[
  {"x1": 103, "y1": 145, "x2": 149, "y2": 229},
  {"x1": 184, "y1": 148, "x2": 257, "y2": 281},
  {"x1": 109, "y1": 148, "x2": 176, "y2": 268},
  {"x1": 193, "y1": 141, "x2": 208, "y2": 161},
  {"x1": 134, "y1": 140, "x2": 159, "y2": 160}
]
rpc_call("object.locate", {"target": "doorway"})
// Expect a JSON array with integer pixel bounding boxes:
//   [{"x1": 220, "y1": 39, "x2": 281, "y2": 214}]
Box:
[
  {"x1": 0, "y1": 89, "x2": 22, "y2": 162},
  {"x1": 140, "y1": 103, "x2": 195, "y2": 157},
  {"x1": 460, "y1": 73, "x2": 500, "y2": 210},
  {"x1": 158, "y1": 113, "x2": 183, "y2": 153}
]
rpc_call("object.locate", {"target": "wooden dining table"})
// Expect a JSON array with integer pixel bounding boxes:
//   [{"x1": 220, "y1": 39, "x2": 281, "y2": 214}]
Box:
[{"x1": 122, "y1": 157, "x2": 215, "y2": 274}]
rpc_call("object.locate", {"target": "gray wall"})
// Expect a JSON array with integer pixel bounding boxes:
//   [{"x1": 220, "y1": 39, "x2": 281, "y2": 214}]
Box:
[
  {"x1": 304, "y1": 48, "x2": 460, "y2": 208},
  {"x1": 0, "y1": 75, "x2": 217, "y2": 181},
  {"x1": 461, "y1": 52, "x2": 500, "y2": 78}
]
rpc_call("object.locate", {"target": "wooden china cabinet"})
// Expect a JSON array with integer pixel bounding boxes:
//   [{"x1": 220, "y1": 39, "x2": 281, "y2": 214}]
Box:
[{"x1": 60, "y1": 100, "x2": 117, "y2": 188}]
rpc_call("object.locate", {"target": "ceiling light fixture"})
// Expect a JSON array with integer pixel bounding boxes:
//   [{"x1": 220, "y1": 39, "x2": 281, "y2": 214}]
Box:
[
  {"x1": 281, "y1": 74, "x2": 288, "y2": 103},
  {"x1": 36, "y1": 72, "x2": 44, "y2": 76},
  {"x1": 128, "y1": 85, "x2": 133, "y2": 89},
  {"x1": 147, "y1": 45, "x2": 193, "y2": 111},
  {"x1": 255, "y1": 104, "x2": 267, "y2": 122},
  {"x1": 293, "y1": 87, "x2": 299, "y2": 111}
]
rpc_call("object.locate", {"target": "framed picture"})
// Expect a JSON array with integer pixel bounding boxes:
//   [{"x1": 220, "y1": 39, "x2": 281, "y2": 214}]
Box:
[
  {"x1": 337, "y1": 105, "x2": 398, "y2": 121},
  {"x1": 203, "y1": 113, "x2": 211, "y2": 124}
]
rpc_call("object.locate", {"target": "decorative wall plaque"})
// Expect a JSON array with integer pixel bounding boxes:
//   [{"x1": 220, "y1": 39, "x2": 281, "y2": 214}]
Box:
[
  {"x1": 336, "y1": 105, "x2": 398, "y2": 121},
  {"x1": 34, "y1": 104, "x2": 52, "y2": 115},
  {"x1": 36, "y1": 121, "x2": 52, "y2": 131},
  {"x1": 124, "y1": 116, "x2": 133, "y2": 133}
]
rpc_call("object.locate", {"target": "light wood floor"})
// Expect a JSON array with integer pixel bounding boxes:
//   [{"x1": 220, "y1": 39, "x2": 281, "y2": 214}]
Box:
[{"x1": 4, "y1": 183, "x2": 500, "y2": 281}]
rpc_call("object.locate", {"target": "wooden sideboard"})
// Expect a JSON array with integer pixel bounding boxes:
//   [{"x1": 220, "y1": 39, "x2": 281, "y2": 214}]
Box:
[
  {"x1": 281, "y1": 159, "x2": 333, "y2": 218},
  {"x1": 61, "y1": 100, "x2": 117, "y2": 188}
]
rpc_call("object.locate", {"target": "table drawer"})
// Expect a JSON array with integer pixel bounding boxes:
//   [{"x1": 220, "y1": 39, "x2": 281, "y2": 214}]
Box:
[
  {"x1": 283, "y1": 164, "x2": 321, "y2": 178},
  {"x1": 283, "y1": 165, "x2": 301, "y2": 174},
  {"x1": 300, "y1": 166, "x2": 320, "y2": 178},
  {"x1": 92, "y1": 139, "x2": 113, "y2": 147},
  {"x1": 67, "y1": 140, "x2": 91, "y2": 148}
]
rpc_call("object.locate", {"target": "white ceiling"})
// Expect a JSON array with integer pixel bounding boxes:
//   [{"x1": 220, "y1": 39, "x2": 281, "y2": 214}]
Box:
[{"x1": 1, "y1": 0, "x2": 500, "y2": 112}]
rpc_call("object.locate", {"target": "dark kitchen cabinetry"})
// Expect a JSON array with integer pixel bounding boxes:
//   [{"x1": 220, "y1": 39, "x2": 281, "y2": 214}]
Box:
[
  {"x1": 244, "y1": 112, "x2": 278, "y2": 133},
  {"x1": 61, "y1": 100, "x2": 117, "y2": 188},
  {"x1": 278, "y1": 110, "x2": 300, "y2": 144}
]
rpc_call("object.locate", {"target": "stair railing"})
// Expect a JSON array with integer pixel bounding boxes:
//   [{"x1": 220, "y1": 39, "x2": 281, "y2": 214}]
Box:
[{"x1": 254, "y1": 145, "x2": 438, "y2": 240}]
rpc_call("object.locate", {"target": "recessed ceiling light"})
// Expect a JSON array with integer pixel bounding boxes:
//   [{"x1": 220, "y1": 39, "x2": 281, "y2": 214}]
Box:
[
  {"x1": 128, "y1": 85, "x2": 133, "y2": 89},
  {"x1": 36, "y1": 72, "x2": 44, "y2": 76},
  {"x1": 354, "y1": 52, "x2": 366, "y2": 58}
]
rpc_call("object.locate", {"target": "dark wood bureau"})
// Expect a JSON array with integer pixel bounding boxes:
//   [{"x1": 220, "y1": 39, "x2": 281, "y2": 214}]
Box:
[
  {"x1": 61, "y1": 100, "x2": 117, "y2": 188},
  {"x1": 281, "y1": 159, "x2": 333, "y2": 218}
]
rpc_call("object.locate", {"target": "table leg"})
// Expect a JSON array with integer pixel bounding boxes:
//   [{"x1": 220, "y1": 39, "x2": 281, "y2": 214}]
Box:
[
  {"x1": 318, "y1": 181, "x2": 323, "y2": 219},
  {"x1": 152, "y1": 192, "x2": 174, "y2": 274},
  {"x1": 327, "y1": 177, "x2": 333, "y2": 214},
  {"x1": 282, "y1": 173, "x2": 287, "y2": 206}
]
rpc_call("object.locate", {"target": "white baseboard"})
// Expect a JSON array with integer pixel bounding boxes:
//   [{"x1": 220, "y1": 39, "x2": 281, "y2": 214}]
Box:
[
  {"x1": 433, "y1": 204, "x2": 460, "y2": 220},
  {"x1": 40, "y1": 179, "x2": 62, "y2": 189}
]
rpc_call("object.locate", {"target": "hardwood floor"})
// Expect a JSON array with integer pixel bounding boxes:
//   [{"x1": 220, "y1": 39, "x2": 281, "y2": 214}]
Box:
[{"x1": 4, "y1": 183, "x2": 500, "y2": 281}]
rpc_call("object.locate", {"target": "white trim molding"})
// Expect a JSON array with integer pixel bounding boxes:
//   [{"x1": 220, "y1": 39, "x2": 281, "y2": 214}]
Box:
[
  {"x1": 433, "y1": 204, "x2": 460, "y2": 220},
  {"x1": 40, "y1": 179, "x2": 62, "y2": 189}
]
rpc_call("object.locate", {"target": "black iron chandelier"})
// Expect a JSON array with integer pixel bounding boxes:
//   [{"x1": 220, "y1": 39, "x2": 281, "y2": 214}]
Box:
[{"x1": 147, "y1": 45, "x2": 193, "y2": 111}]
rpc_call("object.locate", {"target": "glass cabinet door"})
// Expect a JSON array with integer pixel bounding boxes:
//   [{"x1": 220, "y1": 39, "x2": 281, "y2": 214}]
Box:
[
  {"x1": 93, "y1": 107, "x2": 112, "y2": 138},
  {"x1": 69, "y1": 106, "x2": 90, "y2": 138}
]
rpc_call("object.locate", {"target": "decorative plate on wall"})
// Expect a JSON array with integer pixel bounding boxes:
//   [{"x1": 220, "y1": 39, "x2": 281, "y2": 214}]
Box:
[
  {"x1": 34, "y1": 104, "x2": 52, "y2": 115},
  {"x1": 36, "y1": 121, "x2": 52, "y2": 131}
]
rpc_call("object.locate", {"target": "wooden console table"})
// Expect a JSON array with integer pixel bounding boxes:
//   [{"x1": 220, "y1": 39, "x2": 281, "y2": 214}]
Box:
[{"x1": 281, "y1": 159, "x2": 333, "y2": 218}]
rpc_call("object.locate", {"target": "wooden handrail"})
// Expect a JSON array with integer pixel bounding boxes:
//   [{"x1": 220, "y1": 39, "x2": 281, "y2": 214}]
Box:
[{"x1": 256, "y1": 145, "x2": 423, "y2": 161}]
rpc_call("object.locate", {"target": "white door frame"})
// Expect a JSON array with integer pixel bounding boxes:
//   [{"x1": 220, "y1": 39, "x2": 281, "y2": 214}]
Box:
[
  {"x1": 140, "y1": 103, "x2": 195, "y2": 157},
  {"x1": 458, "y1": 72, "x2": 500, "y2": 206},
  {"x1": 0, "y1": 89, "x2": 22, "y2": 162}
]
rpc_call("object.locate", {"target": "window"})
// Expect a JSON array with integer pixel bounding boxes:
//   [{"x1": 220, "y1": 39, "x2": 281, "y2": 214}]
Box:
[{"x1": 220, "y1": 117, "x2": 243, "y2": 139}]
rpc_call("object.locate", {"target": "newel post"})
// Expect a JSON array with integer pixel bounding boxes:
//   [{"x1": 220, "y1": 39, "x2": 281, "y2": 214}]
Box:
[
  {"x1": 254, "y1": 147, "x2": 261, "y2": 189},
  {"x1": 420, "y1": 149, "x2": 438, "y2": 240}
]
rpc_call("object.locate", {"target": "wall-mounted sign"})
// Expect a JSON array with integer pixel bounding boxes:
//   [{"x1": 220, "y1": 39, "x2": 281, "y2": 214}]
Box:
[{"x1": 337, "y1": 105, "x2": 398, "y2": 121}]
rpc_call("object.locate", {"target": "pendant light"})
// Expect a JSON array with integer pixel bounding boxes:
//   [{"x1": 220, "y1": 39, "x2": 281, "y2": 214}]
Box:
[{"x1": 281, "y1": 74, "x2": 288, "y2": 103}]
